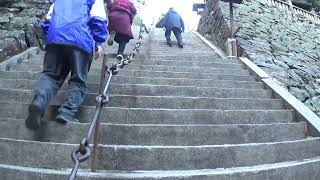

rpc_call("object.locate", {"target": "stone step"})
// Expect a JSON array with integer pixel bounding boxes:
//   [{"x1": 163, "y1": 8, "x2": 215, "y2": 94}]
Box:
[
  {"x1": 8, "y1": 64, "x2": 249, "y2": 75},
  {"x1": 110, "y1": 76, "x2": 260, "y2": 87},
  {"x1": 146, "y1": 54, "x2": 220, "y2": 60},
  {"x1": 0, "y1": 102, "x2": 294, "y2": 125},
  {"x1": 7, "y1": 67, "x2": 253, "y2": 80},
  {"x1": 0, "y1": 119, "x2": 307, "y2": 145},
  {"x1": 27, "y1": 54, "x2": 240, "y2": 64},
  {"x1": 0, "y1": 77, "x2": 264, "y2": 89},
  {"x1": 0, "y1": 89, "x2": 284, "y2": 110},
  {"x1": 1, "y1": 137, "x2": 319, "y2": 170},
  {"x1": 0, "y1": 71, "x2": 257, "y2": 82},
  {"x1": 147, "y1": 51, "x2": 216, "y2": 55},
  {"x1": 2, "y1": 157, "x2": 320, "y2": 180},
  {"x1": 0, "y1": 80, "x2": 272, "y2": 98},
  {"x1": 22, "y1": 58, "x2": 245, "y2": 69}
]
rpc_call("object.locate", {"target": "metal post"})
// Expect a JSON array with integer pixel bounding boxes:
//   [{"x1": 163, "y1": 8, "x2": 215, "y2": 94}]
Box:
[
  {"x1": 91, "y1": 54, "x2": 108, "y2": 172},
  {"x1": 287, "y1": 0, "x2": 293, "y2": 11},
  {"x1": 229, "y1": 2, "x2": 235, "y2": 39},
  {"x1": 229, "y1": 2, "x2": 237, "y2": 57}
]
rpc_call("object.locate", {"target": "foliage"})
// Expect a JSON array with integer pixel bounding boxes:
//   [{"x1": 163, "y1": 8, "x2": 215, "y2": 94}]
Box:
[{"x1": 133, "y1": 15, "x2": 142, "y2": 26}]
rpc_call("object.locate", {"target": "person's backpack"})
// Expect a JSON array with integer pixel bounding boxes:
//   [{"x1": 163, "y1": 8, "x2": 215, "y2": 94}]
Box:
[
  {"x1": 155, "y1": 17, "x2": 164, "y2": 28},
  {"x1": 155, "y1": 19, "x2": 163, "y2": 28}
]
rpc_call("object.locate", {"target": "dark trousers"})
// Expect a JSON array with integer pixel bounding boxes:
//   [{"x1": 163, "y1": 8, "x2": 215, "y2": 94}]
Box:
[
  {"x1": 115, "y1": 33, "x2": 130, "y2": 55},
  {"x1": 31, "y1": 44, "x2": 92, "y2": 118},
  {"x1": 165, "y1": 27, "x2": 183, "y2": 45}
]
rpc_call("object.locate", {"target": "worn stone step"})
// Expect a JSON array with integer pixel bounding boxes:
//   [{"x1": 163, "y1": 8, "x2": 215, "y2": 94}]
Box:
[
  {"x1": 7, "y1": 67, "x2": 253, "y2": 80},
  {"x1": 124, "y1": 64, "x2": 246, "y2": 73},
  {"x1": 8, "y1": 64, "x2": 249, "y2": 76},
  {"x1": 147, "y1": 51, "x2": 216, "y2": 55},
  {"x1": 110, "y1": 76, "x2": 260, "y2": 88},
  {"x1": 0, "y1": 89, "x2": 284, "y2": 110},
  {"x1": 0, "y1": 71, "x2": 257, "y2": 82},
  {"x1": 21, "y1": 58, "x2": 245, "y2": 69},
  {"x1": 2, "y1": 157, "x2": 320, "y2": 180},
  {"x1": 27, "y1": 54, "x2": 241, "y2": 64},
  {"x1": 1, "y1": 137, "x2": 320, "y2": 170},
  {"x1": 23, "y1": 56, "x2": 244, "y2": 68},
  {"x1": 0, "y1": 119, "x2": 307, "y2": 145},
  {"x1": 0, "y1": 102, "x2": 294, "y2": 125},
  {"x1": 146, "y1": 54, "x2": 221, "y2": 61},
  {"x1": 98, "y1": 74, "x2": 257, "y2": 82},
  {"x1": 0, "y1": 77, "x2": 264, "y2": 90},
  {"x1": 0, "y1": 80, "x2": 271, "y2": 98}
]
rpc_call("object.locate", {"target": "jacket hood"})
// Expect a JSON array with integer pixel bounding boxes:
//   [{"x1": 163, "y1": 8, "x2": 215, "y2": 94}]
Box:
[{"x1": 168, "y1": 9, "x2": 177, "y2": 13}]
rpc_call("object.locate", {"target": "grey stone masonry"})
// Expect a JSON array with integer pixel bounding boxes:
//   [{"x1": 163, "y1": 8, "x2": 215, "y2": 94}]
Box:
[
  {"x1": 198, "y1": 0, "x2": 320, "y2": 116},
  {"x1": 0, "y1": 28, "x2": 319, "y2": 179}
]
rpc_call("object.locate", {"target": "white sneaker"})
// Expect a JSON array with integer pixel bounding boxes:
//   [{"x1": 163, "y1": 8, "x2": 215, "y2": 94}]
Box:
[{"x1": 107, "y1": 31, "x2": 116, "y2": 46}]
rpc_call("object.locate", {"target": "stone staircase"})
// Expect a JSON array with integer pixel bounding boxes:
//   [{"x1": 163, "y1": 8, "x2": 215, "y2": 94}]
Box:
[{"x1": 0, "y1": 29, "x2": 320, "y2": 179}]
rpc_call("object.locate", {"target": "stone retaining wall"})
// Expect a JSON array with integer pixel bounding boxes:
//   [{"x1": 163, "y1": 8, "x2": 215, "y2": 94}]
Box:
[
  {"x1": 198, "y1": 0, "x2": 320, "y2": 115},
  {"x1": 0, "y1": 0, "x2": 49, "y2": 61}
]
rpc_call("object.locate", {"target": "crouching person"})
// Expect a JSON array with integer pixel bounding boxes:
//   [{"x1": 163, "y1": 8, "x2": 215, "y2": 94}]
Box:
[
  {"x1": 163, "y1": 7, "x2": 185, "y2": 48},
  {"x1": 26, "y1": 0, "x2": 108, "y2": 130}
]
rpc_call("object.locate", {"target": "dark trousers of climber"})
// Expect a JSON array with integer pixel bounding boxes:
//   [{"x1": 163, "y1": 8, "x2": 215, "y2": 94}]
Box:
[
  {"x1": 26, "y1": 44, "x2": 92, "y2": 129},
  {"x1": 115, "y1": 33, "x2": 130, "y2": 56},
  {"x1": 165, "y1": 27, "x2": 183, "y2": 47}
]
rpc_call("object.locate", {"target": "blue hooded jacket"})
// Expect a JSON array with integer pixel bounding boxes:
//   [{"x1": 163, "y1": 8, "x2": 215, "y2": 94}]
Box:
[
  {"x1": 163, "y1": 8, "x2": 185, "y2": 31},
  {"x1": 42, "y1": 0, "x2": 108, "y2": 54}
]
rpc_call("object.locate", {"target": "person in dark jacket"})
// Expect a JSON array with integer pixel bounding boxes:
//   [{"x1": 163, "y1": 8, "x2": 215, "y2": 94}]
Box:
[
  {"x1": 107, "y1": 0, "x2": 137, "y2": 60},
  {"x1": 163, "y1": 7, "x2": 185, "y2": 48},
  {"x1": 25, "y1": 0, "x2": 108, "y2": 130}
]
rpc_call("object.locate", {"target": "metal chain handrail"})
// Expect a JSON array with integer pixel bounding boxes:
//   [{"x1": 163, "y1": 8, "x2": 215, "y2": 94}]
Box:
[{"x1": 68, "y1": 22, "x2": 148, "y2": 180}]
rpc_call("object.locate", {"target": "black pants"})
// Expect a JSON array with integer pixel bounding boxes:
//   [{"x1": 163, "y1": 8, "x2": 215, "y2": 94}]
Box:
[
  {"x1": 165, "y1": 27, "x2": 183, "y2": 45},
  {"x1": 31, "y1": 44, "x2": 92, "y2": 118},
  {"x1": 115, "y1": 33, "x2": 130, "y2": 55}
]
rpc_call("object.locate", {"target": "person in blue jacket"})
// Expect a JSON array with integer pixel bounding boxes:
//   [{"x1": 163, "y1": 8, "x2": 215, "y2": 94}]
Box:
[
  {"x1": 163, "y1": 7, "x2": 185, "y2": 48},
  {"x1": 26, "y1": 0, "x2": 108, "y2": 130}
]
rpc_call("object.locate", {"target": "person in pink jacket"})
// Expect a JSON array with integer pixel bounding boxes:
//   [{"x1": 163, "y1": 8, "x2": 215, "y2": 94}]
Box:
[{"x1": 107, "y1": 0, "x2": 137, "y2": 60}]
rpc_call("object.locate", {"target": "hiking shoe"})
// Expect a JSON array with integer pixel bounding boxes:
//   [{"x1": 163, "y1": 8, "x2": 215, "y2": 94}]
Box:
[
  {"x1": 56, "y1": 113, "x2": 79, "y2": 124},
  {"x1": 107, "y1": 31, "x2": 116, "y2": 46},
  {"x1": 167, "y1": 42, "x2": 172, "y2": 47},
  {"x1": 25, "y1": 104, "x2": 43, "y2": 130},
  {"x1": 117, "y1": 54, "x2": 124, "y2": 61},
  {"x1": 178, "y1": 44, "x2": 184, "y2": 48}
]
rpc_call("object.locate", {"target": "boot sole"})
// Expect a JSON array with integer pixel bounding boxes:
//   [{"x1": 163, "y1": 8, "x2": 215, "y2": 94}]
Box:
[
  {"x1": 56, "y1": 114, "x2": 79, "y2": 124},
  {"x1": 25, "y1": 105, "x2": 43, "y2": 130}
]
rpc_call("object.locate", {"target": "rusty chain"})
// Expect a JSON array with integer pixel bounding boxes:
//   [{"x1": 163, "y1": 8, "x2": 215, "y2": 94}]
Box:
[
  {"x1": 108, "y1": 23, "x2": 148, "y2": 76},
  {"x1": 68, "y1": 22, "x2": 148, "y2": 180}
]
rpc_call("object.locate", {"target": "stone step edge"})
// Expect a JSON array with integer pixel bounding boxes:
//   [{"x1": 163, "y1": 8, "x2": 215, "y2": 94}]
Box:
[
  {"x1": 1, "y1": 137, "x2": 317, "y2": 148},
  {"x1": 2, "y1": 71, "x2": 254, "y2": 79},
  {"x1": 0, "y1": 78, "x2": 262, "y2": 86},
  {"x1": 1, "y1": 156, "x2": 320, "y2": 178},
  {"x1": 0, "y1": 88, "x2": 278, "y2": 101},
  {"x1": 0, "y1": 81, "x2": 268, "y2": 91},
  {"x1": 24, "y1": 58, "x2": 243, "y2": 66},
  {"x1": 10, "y1": 64, "x2": 247, "y2": 72},
  {"x1": 0, "y1": 118, "x2": 305, "y2": 127},
  {"x1": 0, "y1": 101, "x2": 294, "y2": 112}
]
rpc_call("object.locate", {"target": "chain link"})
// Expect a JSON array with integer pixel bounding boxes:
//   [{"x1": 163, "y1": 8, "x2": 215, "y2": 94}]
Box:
[{"x1": 108, "y1": 23, "x2": 148, "y2": 76}]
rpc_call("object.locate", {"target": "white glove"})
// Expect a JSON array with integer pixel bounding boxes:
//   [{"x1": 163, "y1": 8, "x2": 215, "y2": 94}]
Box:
[{"x1": 94, "y1": 45, "x2": 103, "y2": 60}]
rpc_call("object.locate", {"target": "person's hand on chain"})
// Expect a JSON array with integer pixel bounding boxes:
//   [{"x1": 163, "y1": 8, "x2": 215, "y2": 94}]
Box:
[{"x1": 94, "y1": 45, "x2": 103, "y2": 59}]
